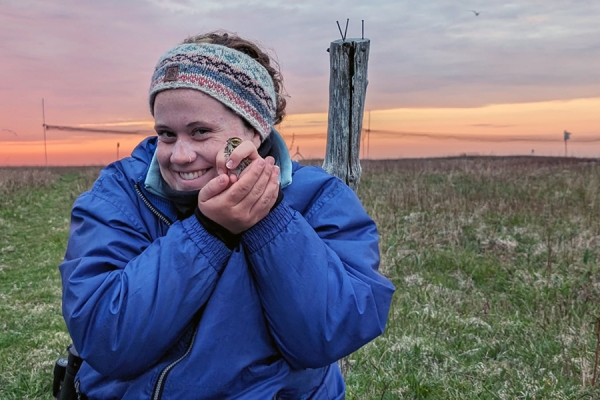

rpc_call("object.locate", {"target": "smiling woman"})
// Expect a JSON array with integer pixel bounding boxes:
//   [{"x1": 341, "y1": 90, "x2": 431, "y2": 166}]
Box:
[
  {"x1": 57, "y1": 30, "x2": 395, "y2": 400},
  {"x1": 153, "y1": 89, "x2": 260, "y2": 193}
]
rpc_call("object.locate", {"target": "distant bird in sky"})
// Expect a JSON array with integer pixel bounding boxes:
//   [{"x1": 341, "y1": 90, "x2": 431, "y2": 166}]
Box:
[
  {"x1": 2, "y1": 128, "x2": 17, "y2": 136},
  {"x1": 470, "y1": 10, "x2": 480, "y2": 16}
]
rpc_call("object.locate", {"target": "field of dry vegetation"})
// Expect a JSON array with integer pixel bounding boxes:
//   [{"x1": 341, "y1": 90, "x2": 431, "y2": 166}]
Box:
[{"x1": 1, "y1": 156, "x2": 600, "y2": 399}]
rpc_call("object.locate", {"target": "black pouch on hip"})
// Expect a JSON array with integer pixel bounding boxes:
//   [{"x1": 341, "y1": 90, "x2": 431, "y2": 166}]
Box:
[{"x1": 53, "y1": 344, "x2": 83, "y2": 400}]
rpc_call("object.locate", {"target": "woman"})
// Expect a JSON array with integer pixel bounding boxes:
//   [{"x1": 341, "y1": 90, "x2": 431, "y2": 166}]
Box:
[{"x1": 59, "y1": 31, "x2": 395, "y2": 399}]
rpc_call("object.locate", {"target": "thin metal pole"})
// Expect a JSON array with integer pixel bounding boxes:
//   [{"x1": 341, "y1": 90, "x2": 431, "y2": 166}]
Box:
[
  {"x1": 336, "y1": 21, "x2": 344, "y2": 40},
  {"x1": 367, "y1": 110, "x2": 371, "y2": 159},
  {"x1": 361, "y1": 122, "x2": 366, "y2": 159},
  {"x1": 343, "y1": 19, "x2": 349, "y2": 40},
  {"x1": 42, "y1": 98, "x2": 48, "y2": 167}
]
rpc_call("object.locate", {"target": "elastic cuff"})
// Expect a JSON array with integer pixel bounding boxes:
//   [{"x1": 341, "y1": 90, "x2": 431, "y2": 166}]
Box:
[
  {"x1": 242, "y1": 200, "x2": 294, "y2": 253},
  {"x1": 194, "y1": 208, "x2": 241, "y2": 250},
  {"x1": 181, "y1": 216, "x2": 232, "y2": 272}
]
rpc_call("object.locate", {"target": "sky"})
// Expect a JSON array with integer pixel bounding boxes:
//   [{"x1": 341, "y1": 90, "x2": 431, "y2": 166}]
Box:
[{"x1": 1, "y1": 0, "x2": 599, "y2": 166}]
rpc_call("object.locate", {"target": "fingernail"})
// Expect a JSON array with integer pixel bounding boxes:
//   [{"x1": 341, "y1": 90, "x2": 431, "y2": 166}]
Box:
[
  {"x1": 217, "y1": 169, "x2": 224, "y2": 175},
  {"x1": 226, "y1": 160, "x2": 233, "y2": 169},
  {"x1": 219, "y1": 174, "x2": 228, "y2": 184}
]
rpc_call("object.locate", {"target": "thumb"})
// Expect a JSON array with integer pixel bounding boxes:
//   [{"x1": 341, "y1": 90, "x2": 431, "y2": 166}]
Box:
[{"x1": 198, "y1": 174, "x2": 230, "y2": 202}]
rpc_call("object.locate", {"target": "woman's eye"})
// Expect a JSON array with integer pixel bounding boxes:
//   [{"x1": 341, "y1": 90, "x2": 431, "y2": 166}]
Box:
[
  {"x1": 157, "y1": 130, "x2": 176, "y2": 141},
  {"x1": 191, "y1": 127, "x2": 209, "y2": 136}
]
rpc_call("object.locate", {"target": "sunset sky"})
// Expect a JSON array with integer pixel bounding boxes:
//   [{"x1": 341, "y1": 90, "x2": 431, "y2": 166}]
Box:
[{"x1": 1, "y1": 0, "x2": 599, "y2": 166}]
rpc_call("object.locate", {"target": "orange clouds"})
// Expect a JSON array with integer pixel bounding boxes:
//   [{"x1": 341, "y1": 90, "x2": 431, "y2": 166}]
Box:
[
  {"x1": 277, "y1": 97, "x2": 600, "y2": 159},
  {"x1": 0, "y1": 136, "x2": 147, "y2": 166},
  {"x1": 1, "y1": 97, "x2": 598, "y2": 166}
]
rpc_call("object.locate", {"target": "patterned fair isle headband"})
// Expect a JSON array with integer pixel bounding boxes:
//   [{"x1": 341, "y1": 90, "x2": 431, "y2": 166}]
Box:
[{"x1": 149, "y1": 43, "x2": 276, "y2": 141}]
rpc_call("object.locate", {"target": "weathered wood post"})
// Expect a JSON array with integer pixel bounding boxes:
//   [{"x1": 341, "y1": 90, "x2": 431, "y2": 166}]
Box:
[
  {"x1": 322, "y1": 37, "x2": 370, "y2": 191},
  {"x1": 323, "y1": 35, "x2": 370, "y2": 378}
]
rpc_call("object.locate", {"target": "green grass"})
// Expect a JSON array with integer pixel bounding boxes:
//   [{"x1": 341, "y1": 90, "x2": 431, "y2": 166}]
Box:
[
  {"x1": 0, "y1": 167, "x2": 101, "y2": 400},
  {"x1": 1, "y1": 158, "x2": 600, "y2": 399},
  {"x1": 346, "y1": 157, "x2": 600, "y2": 399}
]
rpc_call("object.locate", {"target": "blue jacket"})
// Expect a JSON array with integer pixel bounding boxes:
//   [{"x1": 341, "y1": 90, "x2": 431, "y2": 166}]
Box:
[{"x1": 60, "y1": 137, "x2": 395, "y2": 399}]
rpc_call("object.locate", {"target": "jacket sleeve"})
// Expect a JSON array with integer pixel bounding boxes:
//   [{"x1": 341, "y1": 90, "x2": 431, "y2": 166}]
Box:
[
  {"x1": 59, "y1": 187, "x2": 231, "y2": 379},
  {"x1": 241, "y1": 177, "x2": 396, "y2": 369}
]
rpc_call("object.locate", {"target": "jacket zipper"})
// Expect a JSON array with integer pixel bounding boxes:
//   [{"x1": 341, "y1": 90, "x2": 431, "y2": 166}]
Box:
[
  {"x1": 152, "y1": 327, "x2": 199, "y2": 400},
  {"x1": 136, "y1": 183, "x2": 198, "y2": 399},
  {"x1": 134, "y1": 184, "x2": 172, "y2": 226}
]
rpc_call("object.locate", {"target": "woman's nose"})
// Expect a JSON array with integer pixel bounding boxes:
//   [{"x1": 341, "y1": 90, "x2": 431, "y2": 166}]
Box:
[{"x1": 171, "y1": 140, "x2": 195, "y2": 164}]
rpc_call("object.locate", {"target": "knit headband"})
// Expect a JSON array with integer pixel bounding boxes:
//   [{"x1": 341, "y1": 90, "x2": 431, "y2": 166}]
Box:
[{"x1": 149, "y1": 43, "x2": 277, "y2": 141}]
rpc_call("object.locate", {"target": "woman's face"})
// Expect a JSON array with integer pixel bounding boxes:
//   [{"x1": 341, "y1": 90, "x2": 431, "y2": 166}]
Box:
[{"x1": 153, "y1": 89, "x2": 261, "y2": 191}]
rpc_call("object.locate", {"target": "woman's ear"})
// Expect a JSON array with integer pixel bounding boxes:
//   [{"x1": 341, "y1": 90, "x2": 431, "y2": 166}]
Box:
[{"x1": 251, "y1": 130, "x2": 262, "y2": 149}]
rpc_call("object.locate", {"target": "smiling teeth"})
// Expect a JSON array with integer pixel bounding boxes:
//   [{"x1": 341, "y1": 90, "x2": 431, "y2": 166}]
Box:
[{"x1": 180, "y1": 171, "x2": 204, "y2": 180}]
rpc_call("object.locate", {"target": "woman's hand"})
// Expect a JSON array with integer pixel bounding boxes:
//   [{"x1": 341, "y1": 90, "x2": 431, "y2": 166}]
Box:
[{"x1": 198, "y1": 140, "x2": 280, "y2": 234}]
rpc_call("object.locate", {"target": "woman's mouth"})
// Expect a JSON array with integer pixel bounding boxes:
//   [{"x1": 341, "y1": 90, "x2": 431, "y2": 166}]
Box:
[{"x1": 179, "y1": 169, "x2": 208, "y2": 180}]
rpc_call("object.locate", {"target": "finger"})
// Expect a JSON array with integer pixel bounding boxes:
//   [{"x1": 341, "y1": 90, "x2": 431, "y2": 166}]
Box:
[
  {"x1": 215, "y1": 149, "x2": 228, "y2": 176},
  {"x1": 249, "y1": 163, "x2": 280, "y2": 215},
  {"x1": 226, "y1": 152, "x2": 267, "y2": 187},
  {"x1": 198, "y1": 174, "x2": 230, "y2": 203},
  {"x1": 231, "y1": 156, "x2": 275, "y2": 213},
  {"x1": 226, "y1": 140, "x2": 259, "y2": 170},
  {"x1": 238, "y1": 156, "x2": 275, "y2": 205},
  {"x1": 223, "y1": 157, "x2": 266, "y2": 204}
]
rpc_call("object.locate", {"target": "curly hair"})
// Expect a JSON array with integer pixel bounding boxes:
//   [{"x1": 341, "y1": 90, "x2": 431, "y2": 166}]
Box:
[{"x1": 182, "y1": 31, "x2": 287, "y2": 125}]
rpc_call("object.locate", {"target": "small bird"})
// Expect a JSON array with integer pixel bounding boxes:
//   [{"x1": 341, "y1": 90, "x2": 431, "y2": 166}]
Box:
[
  {"x1": 224, "y1": 137, "x2": 251, "y2": 177},
  {"x1": 470, "y1": 10, "x2": 480, "y2": 16}
]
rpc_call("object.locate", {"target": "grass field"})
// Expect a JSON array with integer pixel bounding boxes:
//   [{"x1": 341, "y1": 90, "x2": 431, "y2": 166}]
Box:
[{"x1": 1, "y1": 157, "x2": 600, "y2": 399}]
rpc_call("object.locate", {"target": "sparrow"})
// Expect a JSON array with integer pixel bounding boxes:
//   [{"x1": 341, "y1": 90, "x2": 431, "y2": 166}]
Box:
[{"x1": 224, "y1": 137, "x2": 252, "y2": 177}]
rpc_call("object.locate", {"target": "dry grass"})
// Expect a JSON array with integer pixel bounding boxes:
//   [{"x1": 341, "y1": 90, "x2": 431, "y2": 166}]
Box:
[
  {"x1": 0, "y1": 167, "x2": 103, "y2": 196},
  {"x1": 347, "y1": 156, "x2": 600, "y2": 398},
  {"x1": 2, "y1": 157, "x2": 600, "y2": 399}
]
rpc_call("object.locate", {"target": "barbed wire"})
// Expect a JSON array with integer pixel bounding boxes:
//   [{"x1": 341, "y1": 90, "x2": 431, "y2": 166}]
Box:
[
  {"x1": 43, "y1": 125, "x2": 152, "y2": 135},
  {"x1": 278, "y1": 129, "x2": 599, "y2": 143},
  {"x1": 27, "y1": 124, "x2": 600, "y2": 144},
  {"x1": 365, "y1": 129, "x2": 600, "y2": 142}
]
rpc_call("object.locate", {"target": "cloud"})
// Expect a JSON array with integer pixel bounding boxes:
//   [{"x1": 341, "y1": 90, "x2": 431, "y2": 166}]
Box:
[
  {"x1": 470, "y1": 124, "x2": 515, "y2": 128},
  {"x1": 1, "y1": 0, "x2": 600, "y2": 142}
]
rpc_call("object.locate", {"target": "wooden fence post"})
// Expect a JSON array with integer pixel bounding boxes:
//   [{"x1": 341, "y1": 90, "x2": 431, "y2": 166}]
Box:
[{"x1": 322, "y1": 38, "x2": 370, "y2": 191}]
